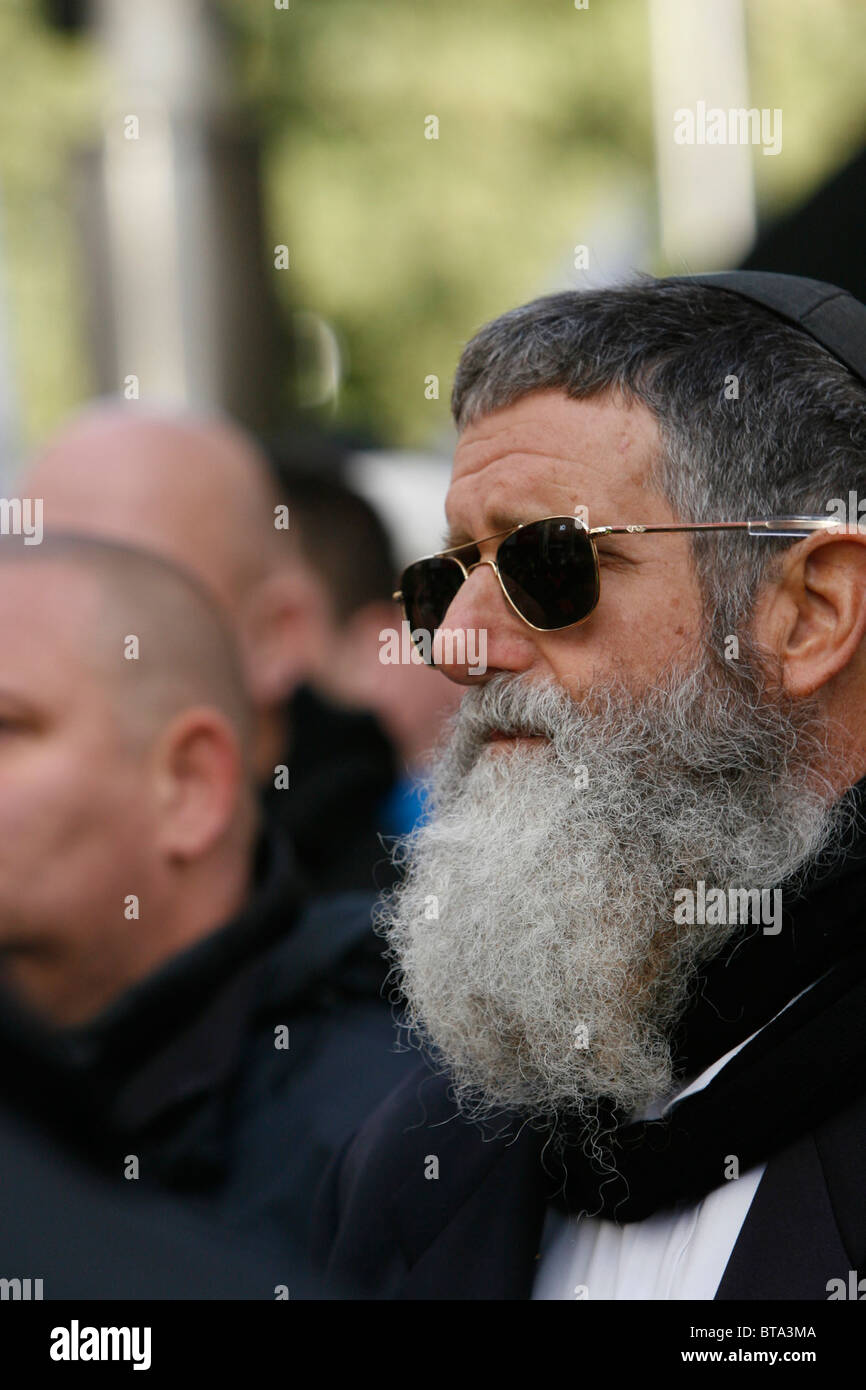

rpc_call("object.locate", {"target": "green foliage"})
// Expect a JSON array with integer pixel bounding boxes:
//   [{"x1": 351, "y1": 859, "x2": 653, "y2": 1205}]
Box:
[
  {"x1": 1, "y1": 0, "x2": 865, "y2": 448},
  {"x1": 0, "y1": 0, "x2": 97, "y2": 450},
  {"x1": 226, "y1": 0, "x2": 654, "y2": 444}
]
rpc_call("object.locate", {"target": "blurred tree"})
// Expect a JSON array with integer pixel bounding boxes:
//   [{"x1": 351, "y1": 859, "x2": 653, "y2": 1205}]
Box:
[
  {"x1": 0, "y1": 0, "x2": 95, "y2": 454},
  {"x1": 216, "y1": 0, "x2": 866, "y2": 445},
  {"x1": 0, "y1": 0, "x2": 865, "y2": 451}
]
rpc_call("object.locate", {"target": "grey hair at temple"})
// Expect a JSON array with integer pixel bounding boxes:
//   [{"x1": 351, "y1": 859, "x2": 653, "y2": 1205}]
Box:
[{"x1": 451, "y1": 278, "x2": 866, "y2": 639}]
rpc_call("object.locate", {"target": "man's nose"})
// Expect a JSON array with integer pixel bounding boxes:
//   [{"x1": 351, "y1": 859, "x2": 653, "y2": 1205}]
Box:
[{"x1": 433, "y1": 559, "x2": 538, "y2": 684}]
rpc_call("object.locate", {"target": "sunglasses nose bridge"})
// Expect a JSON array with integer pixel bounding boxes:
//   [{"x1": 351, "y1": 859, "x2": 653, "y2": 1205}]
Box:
[
  {"x1": 441, "y1": 557, "x2": 507, "y2": 632},
  {"x1": 462, "y1": 556, "x2": 505, "y2": 607},
  {"x1": 464, "y1": 557, "x2": 498, "y2": 578}
]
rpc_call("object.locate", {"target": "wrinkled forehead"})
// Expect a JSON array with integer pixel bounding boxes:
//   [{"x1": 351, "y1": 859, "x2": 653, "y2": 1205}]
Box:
[{"x1": 446, "y1": 390, "x2": 665, "y2": 540}]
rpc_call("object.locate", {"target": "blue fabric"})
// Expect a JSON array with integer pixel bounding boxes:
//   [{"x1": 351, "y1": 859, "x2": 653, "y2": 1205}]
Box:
[{"x1": 379, "y1": 776, "x2": 430, "y2": 837}]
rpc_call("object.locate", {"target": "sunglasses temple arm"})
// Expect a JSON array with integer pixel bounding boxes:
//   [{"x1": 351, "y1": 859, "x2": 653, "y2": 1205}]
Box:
[
  {"x1": 590, "y1": 518, "x2": 841, "y2": 539},
  {"x1": 745, "y1": 518, "x2": 843, "y2": 537}
]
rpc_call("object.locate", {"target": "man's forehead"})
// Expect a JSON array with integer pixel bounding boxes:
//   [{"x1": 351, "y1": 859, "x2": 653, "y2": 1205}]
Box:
[
  {"x1": 0, "y1": 567, "x2": 108, "y2": 716},
  {"x1": 0, "y1": 560, "x2": 100, "y2": 634},
  {"x1": 447, "y1": 389, "x2": 662, "y2": 535}
]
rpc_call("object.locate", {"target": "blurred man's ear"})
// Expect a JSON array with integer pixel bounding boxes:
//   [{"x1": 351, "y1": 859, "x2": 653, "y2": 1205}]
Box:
[
  {"x1": 152, "y1": 708, "x2": 245, "y2": 861},
  {"x1": 239, "y1": 561, "x2": 333, "y2": 708}
]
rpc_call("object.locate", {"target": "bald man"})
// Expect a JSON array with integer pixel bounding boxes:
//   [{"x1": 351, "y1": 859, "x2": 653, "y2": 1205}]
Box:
[
  {"x1": 0, "y1": 533, "x2": 255, "y2": 1023},
  {"x1": 0, "y1": 534, "x2": 414, "y2": 1265},
  {"x1": 23, "y1": 406, "x2": 328, "y2": 780},
  {"x1": 22, "y1": 405, "x2": 406, "y2": 893}
]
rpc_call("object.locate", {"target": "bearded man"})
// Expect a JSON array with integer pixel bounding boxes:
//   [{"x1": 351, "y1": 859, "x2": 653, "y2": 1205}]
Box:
[{"x1": 313, "y1": 272, "x2": 866, "y2": 1300}]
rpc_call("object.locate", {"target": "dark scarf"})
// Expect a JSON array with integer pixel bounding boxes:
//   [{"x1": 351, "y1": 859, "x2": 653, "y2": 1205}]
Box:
[
  {"x1": 0, "y1": 826, "x2": 302, "y2": 1164},
  {"x1": 59, "y1": 826, "x2": 303, "y2": 1094},
  {"x1": 267, "y1": 685, "x2": 398, "y2": 894},
  {"x1": 548, "y1": 778, "x2": 866, "y2": 1222}
]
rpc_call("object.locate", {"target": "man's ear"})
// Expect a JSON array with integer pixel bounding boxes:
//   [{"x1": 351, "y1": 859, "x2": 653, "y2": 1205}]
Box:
[
  {"x1": 152, "y1": 708, "x2": 244, "y2": 861},
  {"x1": 754, "y1": 531, "x2": 866, "y2": 699},
  {"x1": 238, "y1": 563, "x2": 332, "y2": 708}
]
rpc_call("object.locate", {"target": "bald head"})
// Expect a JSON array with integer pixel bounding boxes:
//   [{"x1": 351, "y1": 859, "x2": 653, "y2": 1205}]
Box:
[
  {"x1": 23, "y1": 404, "x2": 285, "y2": 615},
  {"x1": 0, "y1": 532, "x2": 251, "y2": 755},
  {"x1": 0, "y1": 532, "x2": 259, "y2": 1024},
  {"x1": 21, "y1": 406, "x2": 333, "y2": 773}
]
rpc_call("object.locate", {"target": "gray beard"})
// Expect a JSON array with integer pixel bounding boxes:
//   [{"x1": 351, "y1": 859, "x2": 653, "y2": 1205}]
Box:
[{"x1": 378, "y1": 650, "x2": 848, "y2": 1129}]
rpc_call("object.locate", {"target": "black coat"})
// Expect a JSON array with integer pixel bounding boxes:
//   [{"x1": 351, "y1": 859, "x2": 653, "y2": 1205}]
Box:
[
  {"x1": 265, "y1": 685, "x2": 400, "y2": 895},
  {"x1": 3, "y1": 829, "x2": 416, "y2": 1272},
  {"x1": 312, "y1": 798, "x2": 866, "y2": 1300},
  {"x1": 0, "y1": 1097, "x2": 301, "y2": 1299},
  {"x1": 312, "y1": 1060, "x2": 866, "y2": 1299}
]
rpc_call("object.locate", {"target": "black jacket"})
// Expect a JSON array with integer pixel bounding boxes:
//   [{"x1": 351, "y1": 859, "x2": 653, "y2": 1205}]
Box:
[
  {"x1": 0, "y1": 1096, "x2": 300, "y2": 1299},
  {"x1": 312, "y1": 1060, "x2": 866, "y2": 1300},
  {"x1": 5, "y1": 829, "x2": 415, "y2": 1270},
  {"x1": 313, "y1": 800, "x2": 866, "y2": 1300},
  {"x1": 265, "y1": 685, "x2": 400, "y2": 895}
]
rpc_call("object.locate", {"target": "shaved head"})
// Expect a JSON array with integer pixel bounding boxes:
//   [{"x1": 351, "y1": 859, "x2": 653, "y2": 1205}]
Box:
[
  {"x1": 0, "y1": 532, "x2": 257, "y2": 1024},
  {"x1": 19, "y1": 402, "x2": 329, "y2": 776},
  {"x1": 23, "y1": 403, "x2": 286, "y2": 614},
  {"x1": 0, "y1": 532, "x2": 250, "y2": 754}
]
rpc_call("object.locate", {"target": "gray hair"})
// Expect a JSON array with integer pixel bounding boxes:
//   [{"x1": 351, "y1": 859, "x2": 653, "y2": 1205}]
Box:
[{"x1": 451, "y1": 277, "x2": 866, "y2": 640}]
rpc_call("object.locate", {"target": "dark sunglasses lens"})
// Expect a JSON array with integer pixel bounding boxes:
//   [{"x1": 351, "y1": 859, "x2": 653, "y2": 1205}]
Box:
[
  {"x1": 498, "y1": 518, "x2": 598, "y2": 629},
  {"x1": 401, "y1": 556, "x2": 464, "y2": 652}
]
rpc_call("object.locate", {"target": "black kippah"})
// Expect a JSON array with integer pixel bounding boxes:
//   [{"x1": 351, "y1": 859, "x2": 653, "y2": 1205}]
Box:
[{"x1": 676, "y1": 270, "x2": 866, "y2": 387}]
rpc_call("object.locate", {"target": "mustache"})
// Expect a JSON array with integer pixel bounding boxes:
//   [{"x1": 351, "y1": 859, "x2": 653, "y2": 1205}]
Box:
[
  {"x1": 445, "y1": 660, "x2": 833, "y2": 790},
  {"x1": 446, "y1": 675, "x2": 585, "y2": 749}
]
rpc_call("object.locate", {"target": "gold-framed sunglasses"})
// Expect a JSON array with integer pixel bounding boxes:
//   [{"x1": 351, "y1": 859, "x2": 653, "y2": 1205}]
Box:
[{"x1": 393, "y1": 514, "x2": 841, "y2": 651}]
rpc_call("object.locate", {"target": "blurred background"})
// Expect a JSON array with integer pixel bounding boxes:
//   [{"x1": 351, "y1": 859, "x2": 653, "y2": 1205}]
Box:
[{"x1": 0, "y1": 0, "x2": 864, "y2": 555}]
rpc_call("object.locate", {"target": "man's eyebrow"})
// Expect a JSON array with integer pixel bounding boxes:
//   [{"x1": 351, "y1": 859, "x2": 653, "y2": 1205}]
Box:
[
  {"x1": 441, "y1": 512, "x2": 528, "y2": 550},
  {"x1": 440, "y1": 525, "x2": 472, "y2": 550}
]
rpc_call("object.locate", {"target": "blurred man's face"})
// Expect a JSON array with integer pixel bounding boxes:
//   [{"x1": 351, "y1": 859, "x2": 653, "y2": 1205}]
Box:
[
  {"x1": 0, "y1": 566, "x2": 156, "y2": 1015},
  {"x1": 380, "y1": 389, "x2": 841, "y2": 1127}
]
